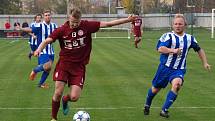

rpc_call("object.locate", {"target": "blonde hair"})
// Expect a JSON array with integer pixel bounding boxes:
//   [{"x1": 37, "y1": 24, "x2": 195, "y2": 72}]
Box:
[
  {"x1": 68, "y1": 7, "x2": 81, "y2": 19},
  {"x1": 173, "y1": 14, "x2": 187, "y2": 26}
]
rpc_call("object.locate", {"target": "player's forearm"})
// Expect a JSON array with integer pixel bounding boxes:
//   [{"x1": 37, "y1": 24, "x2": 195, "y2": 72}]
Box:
[
  {"x1": 158, "y1": 46, "x2": 177, "y2": 54},
  {"x1": 19, "y1": 27, "x2": 32, "y2": 33},
  {"x1": 101, "y1": 18, "x2": 130, "y2": 28},
  {"x1": 198, "y1": 49, "x2": 208, "y2": 65},
  {"x1": 28, "y1": 32, "x2": 35, "y2": 36},
  {"x1": 37, "y1": 37, "x2": 53, "y2": 52},
  {"x1": 110, "y1": 18, "x2": 131, "y2": 26},
  {"x1": 101, "y1": 15, "x2": 136, "y2": 28}
]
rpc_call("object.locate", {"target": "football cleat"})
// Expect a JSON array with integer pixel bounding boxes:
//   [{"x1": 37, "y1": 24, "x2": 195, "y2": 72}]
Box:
[
  {"x1": 134, "y1": 41, "x2": 138, "y2": 48},
  {"x1": 160, "y1": 110, "x2": 169, "y2": 118},
  {"x1": 29, "y1": 71, "x2": 37, "y2": 81},
  {"x1": 144, "y1": 106, "x2": 150, "y2": 115},
  {"x1": 62, "y1": 96, "x2": 69, "y2": 115},
  {"x1": 28, "y1": 52, "x2": 33, "y2": 60},
  {"x1": 38, "y1": 83, "x2": 49, "y2": 89}
]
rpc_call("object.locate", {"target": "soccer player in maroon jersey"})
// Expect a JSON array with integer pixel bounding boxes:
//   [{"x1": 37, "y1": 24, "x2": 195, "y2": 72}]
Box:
[
  {"x1": 34, "y1": 8, "x2": 137, "y2": 121},
  {"x1": 131, "y1": 13, "x2": 142, "y2": 48},
  {"x1": 5, "y1": 20, "x2": 11, "y2": 29}
]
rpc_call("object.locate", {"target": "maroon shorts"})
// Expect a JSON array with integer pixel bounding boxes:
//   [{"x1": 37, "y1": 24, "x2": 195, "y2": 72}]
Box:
[
  {"x1": 134, "y1": 32, "x2": 141, "y2": 37},
  {"x1": 133, "y1": 29, "x2": 141, "y2": 37},
  {"x1": 53, "y1": 60, "x2": 86, "y2": 89}
]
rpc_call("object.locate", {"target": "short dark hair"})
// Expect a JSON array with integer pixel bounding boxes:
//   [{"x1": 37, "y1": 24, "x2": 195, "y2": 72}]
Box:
[
  {"x1": 34, "y1": 13, "x2": 42, "y2": 21},
  {"x1": 68, "y1": 7, "x2": 81, "y2": 19}
]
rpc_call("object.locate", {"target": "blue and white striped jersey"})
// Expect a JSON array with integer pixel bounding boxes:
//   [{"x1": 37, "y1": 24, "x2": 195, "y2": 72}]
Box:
[
  {"x1": 29, "y1": 22, "x2": 40, "y2": 46},
  {"x1": 32, "y1": 21, "x2": 57, "y2": 55},
  {"x1": 156, "y1": 31, "x2": 200, "y2": 70}
]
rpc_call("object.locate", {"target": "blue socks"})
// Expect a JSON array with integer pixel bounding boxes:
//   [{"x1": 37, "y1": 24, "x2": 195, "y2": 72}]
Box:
[
  {"x1": 38, "y1": 71, "x2": 49, "y2": 86},
  {"x1": 33, "y1": 64, "x2": 49, "y2": 86},
  {"x1": 33, "y1": 64, "x2": 44, "y2": 73},
  {"x1": 162, "y1": 90, "x2": 177, "y2": 112},
  {"x1": 145, "y1": 89, "x2": 178, "y2": 112},
  {"x1": 145, "y1": 88, "x2": 156, "y2": 107}
]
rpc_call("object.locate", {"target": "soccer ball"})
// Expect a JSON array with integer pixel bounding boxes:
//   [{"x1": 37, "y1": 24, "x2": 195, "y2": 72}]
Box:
[{"x1": 73, "y1": 110, "x2": 90, "y2": 121}]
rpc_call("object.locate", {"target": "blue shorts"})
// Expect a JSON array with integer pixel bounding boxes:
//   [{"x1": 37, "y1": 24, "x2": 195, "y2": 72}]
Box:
[
  {"x1": 38, "y1": 54, "x2": 54, "y2": 65},
  {"x1": 152, "y1": 64, "x2": 186, "y2": 88}
]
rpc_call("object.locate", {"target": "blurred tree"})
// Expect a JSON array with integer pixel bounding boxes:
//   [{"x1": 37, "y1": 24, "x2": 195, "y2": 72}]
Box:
[
  {"x1": 25, "y1": 0, "x2": 52, "y2": 14},
  {"x1": 121, "y1": 0, "x2": 135, "y2": 13},
  {"x1": 142, "y1": 0, "x2": 160, "y2": 13},
  {"x1": 52, "y1": 0, "x2": 67, "y2": 14},
  {"x1": 159, "y1": 1, "x2": 172, "y2": 13},
  {"x1": 2, "y1": 0, "x2": 214, "y2": 14},
  {"x1": 34, "y1": 0, "x2": 52, "y2": 14},
  {"x1": 134, "y1": 0, "x2": 141, "y2": 14},
  {"x1": 0, "y1": 0, "x2": 22, "y2": 14},
  {"x1": 198, "y1": 0, "x2": 215, "y2": 13},
  {"x1": 75, "y1": 0, "x2": 91, "y2": 14},
  {"x1": 174, "y1": 0, "x2": 214, "y2": 13},
  {"x1": 142, "y1": 0, "x2": 154, "y2": 13},
  {"x1": 174, "y1": 0, "x2": 187, "y2": 13}
]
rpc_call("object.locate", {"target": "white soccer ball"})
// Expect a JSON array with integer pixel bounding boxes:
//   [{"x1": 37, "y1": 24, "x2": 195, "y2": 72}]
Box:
[{"x1": 73, "y1": 110, "x2": 90, "y2": 121}]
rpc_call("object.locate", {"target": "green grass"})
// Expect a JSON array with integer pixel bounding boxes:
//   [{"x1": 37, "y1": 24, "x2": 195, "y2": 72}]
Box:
[{"x1": 0, "y1": 28, "x2": 214, "y2": 121}]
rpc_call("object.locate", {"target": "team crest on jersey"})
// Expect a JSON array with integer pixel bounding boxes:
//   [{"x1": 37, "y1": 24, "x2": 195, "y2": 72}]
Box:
[
  {"x1": 55, "y1": 72, "x2": 58, "y2": 78},
  {"x1": 78, "y1": 30, "x2": 84, "y2": 36}
]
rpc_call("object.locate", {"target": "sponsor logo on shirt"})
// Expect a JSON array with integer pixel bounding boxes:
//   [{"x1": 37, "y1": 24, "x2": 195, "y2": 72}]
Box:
[
  {"x1": 64, "y1": 37, "x2": 86, "y2": 50},
  {"x1": 55, "y1": 72, "x2": 58, "y2": 78},
  {"x1": 78, "y1": 30, "x2": 84, "y2": 36}
]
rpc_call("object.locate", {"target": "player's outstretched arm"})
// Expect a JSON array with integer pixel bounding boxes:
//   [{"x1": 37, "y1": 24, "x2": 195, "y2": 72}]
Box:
[
  {"x1": 100, "y1": 15, "x2": 137, "y2": 28},
  {"x1": 197, "y1": 49, "x2": 211, "y2": 71},
  {"x1": 34, "y1": 37, "x2": 54, "y2": 56},
  {"x1": 28, "y1": 33, "x2": 37, "y2": 39},
  {"x1": 15, "y1": 24, "x2": 32, "y2": 33}
]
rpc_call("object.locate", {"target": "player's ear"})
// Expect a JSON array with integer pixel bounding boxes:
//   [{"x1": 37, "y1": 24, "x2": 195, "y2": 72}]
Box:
[{"x1": 184, "y1": 21, "x2": 187, "y2": 26}]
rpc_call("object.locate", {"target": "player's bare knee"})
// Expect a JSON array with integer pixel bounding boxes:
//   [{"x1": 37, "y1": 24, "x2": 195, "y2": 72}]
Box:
[
  {"x1": 43, "y1": 64, "x2": 52, "y2": 72},
  {"x1": 172, "y1": 83, "x2": 181, "y2": 92},
  {"x1": 43, "y1": 61, "x2": 52, "y2": 71},
  {"x1": 70, "y1": 95, "x2": 79, "y2": 102},
  {"x1": 152, "y1": 87, "x2": 160, "y2": 94},
  {"x1": 45, "y1": 67, "x2": 51, "y2": 72},
  {"x1": 53, "y1": 91, "x2": 63, "y2": 100}
]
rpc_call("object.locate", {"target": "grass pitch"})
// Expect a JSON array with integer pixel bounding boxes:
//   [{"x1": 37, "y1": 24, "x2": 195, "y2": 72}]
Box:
[{"x1": 0, "y1": 28, "x2": 214, "y2": 121}]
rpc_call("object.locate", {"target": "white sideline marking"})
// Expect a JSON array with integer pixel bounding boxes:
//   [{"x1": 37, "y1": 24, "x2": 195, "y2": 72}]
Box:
[
  {"x1": 0, "y1": 107, "x2": 215, "y2": 110},
  {"x1": 9, "y1": 40, "x2": 20, "y2": 43}
]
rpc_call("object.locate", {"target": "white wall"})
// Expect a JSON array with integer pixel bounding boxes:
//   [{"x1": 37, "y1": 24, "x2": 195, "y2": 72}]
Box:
[{"x1": 0, "y1": 13, "x2": 212, "y2": 29}]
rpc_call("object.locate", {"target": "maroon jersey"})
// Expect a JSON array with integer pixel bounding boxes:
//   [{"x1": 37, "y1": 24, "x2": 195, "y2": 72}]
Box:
[
  {"x1": 132, "y1": 17, "x2": 142, "y2": 37},
  {"x1": 49, "y1": 20, "x2": 100, "y2": 65}
]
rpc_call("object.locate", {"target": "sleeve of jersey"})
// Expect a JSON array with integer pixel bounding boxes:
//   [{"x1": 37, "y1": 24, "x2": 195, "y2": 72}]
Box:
[
  {"x1": 190, "y1": 36, "x2": 201, "y2": 52},
  {"x1": 87, "y1": 21, "x2": 100, "y2": 33},
  {"x1": 156, "y1": 33, "x2": 171, "y2": 49},
  {"x1": 54, "y1": 23, "x2": 58, "y2": 29},
  {"x1": 49, "y1": 28, "x2": 61, "y2": 42},
  {"x1": 30, "y1": 23, "x2": 33, "y2": 28}
]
